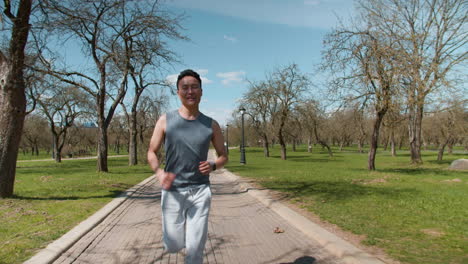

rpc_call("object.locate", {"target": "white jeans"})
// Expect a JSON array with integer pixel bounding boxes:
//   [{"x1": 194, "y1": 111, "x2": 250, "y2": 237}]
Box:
[{"x1": 161, "y1": 185, "x2": 211, "y2": 264}]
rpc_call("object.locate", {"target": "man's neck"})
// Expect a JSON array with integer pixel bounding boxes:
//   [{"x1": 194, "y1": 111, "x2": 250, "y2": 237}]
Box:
[{"x1": 178, "y1": 106, "x2": 200, "y2": 120}]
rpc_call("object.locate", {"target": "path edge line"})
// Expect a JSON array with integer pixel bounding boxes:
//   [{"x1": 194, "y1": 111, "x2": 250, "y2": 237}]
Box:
[{"x1": 23, "y1": 175, "x2": 155, "y2": 264}]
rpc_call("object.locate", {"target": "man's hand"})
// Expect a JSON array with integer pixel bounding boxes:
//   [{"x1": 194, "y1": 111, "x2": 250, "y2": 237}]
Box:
[
  {"x1": 199, "y1": 161, "x2": 213, "y2": 175},
  {"x1": 156, "y1": 169, "x2": 176, "y2": 190}
]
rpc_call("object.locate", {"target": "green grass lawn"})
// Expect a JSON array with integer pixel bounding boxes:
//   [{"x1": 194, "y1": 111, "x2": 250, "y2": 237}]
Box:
[
  {"x1": 0, "y1": 157, "x2": 152, "y2": 264},
  {"x1": 17, "y1": 147, "x2": 128, "y2": 160},
  {"x1": 225, "y1": 146, "x2": 467, "y2": 264},
  {"x1": 17, "y1": 151, "x2": 54, "y2": 160}
]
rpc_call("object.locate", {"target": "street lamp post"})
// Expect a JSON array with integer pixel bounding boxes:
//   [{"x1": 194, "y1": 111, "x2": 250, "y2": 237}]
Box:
[{"x1": 239, "y1": 107, "x2": 246, "y2": 164}]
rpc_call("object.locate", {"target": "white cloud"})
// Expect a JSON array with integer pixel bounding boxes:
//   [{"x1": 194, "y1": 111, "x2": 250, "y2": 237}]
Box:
[
  {"x1": 196, "y1": 69, "x2": 209, "y2": 75},
  {"x1": 201, "y1": 77, "x2": 213, "y2": 84},
  {"x1": 216, "y1": 71, "x2": 246, "y2": 85},
  {"x1": 223, "y1": 35, "x2": 238, "y2": 42},
  {"x1": 165, "y1": 74, "x2": 178, "y2": 86}
]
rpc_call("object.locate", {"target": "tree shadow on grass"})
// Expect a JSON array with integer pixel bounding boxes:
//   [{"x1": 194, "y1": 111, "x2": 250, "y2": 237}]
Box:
[
  {"x1": 11, "y1": 190, "x2": 124, "y2": 201},
  {"x1": 225, "y1": 165, "x2": 264, "y2": 174},
  {"x1": 427, "y1": 159, "x2": 452, "y2": 165},
  {"x1": 286, "y1": 156, "x2": 343, "y2": 163},
  {"x1": 377, "y1": 167, "x2": 466, "y2": 177},
  {"x1": 263, "y1": 180, "x2": 418, "y2": 202}
]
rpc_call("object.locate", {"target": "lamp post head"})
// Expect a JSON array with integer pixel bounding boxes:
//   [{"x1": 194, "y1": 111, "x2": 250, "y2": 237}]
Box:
[{"x1": 239, "y1": 106, "x2": 246, "y2": 115}]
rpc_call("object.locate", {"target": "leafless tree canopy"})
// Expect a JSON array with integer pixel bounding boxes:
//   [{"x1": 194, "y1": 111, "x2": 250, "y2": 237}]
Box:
[{"x1": 34, "y1": 0, "x2": 185, "y2": 171}]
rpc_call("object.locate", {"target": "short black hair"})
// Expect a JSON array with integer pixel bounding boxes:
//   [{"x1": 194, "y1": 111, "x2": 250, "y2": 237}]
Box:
[{"x1": 176, "y1": 69, "x2": 202, "y2": 89}]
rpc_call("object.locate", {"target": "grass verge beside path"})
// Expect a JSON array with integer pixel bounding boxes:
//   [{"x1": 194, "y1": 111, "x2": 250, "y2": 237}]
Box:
[
  {"x1": 225, "y1": 147, "x2": 467, "y2": 264},
  {"x1": 0, "y1": 157, "x2": 152, "y2": 264}
]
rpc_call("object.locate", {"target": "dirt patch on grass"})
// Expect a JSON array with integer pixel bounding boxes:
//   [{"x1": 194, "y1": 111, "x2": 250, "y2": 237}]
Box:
[
  {"x1": 420, "y1": 228, "x2": 445, "y2": 237},
  {"x1": 39, "y1": 175, "x2": 53, "y2": 182},
  {"x1": 441, "y1": 178, "x2": 462, "y2": 183},
  {"x1": 352, "y1": 178, "x2": 387, "y2": 185}
]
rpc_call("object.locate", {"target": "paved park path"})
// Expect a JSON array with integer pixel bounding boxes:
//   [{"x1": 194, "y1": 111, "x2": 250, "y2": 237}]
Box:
[
  {"x1": 47, "y1": 154, "x2": 350, "y2": 264},
  {"x1": 32, "y1": 150, "x2": 387, "y2": 264}
]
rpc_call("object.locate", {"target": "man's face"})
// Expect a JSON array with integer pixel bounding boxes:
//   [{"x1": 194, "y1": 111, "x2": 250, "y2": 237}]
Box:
[{"x1": 177, "y1": 76, "x2": 202, "y2": 106}]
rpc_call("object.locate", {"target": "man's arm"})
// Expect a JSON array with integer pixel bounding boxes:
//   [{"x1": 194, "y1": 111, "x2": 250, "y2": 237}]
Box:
[
  {"x1": 199, "y1": 120, "x2": 228, "y2": 175},
  {"x1": 211, "y1": 120, "x2": 228, "y2": 169},
  {"x1": 147, "y1": 114, "x2": 165, "y2": 172},
  {"x1": 147, "y1": 114, "x2": 175, "y2": 190}
]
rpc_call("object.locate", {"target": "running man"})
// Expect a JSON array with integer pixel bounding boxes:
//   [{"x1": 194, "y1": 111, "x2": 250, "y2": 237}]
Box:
[{"x1": 147, "y1": 69, "x2": 228, "y2": 263}]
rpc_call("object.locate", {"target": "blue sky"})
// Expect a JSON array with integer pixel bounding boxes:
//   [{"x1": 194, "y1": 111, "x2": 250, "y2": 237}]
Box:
[{"x1": 160, "y1": 0, "x2": 356, "y2": 125}]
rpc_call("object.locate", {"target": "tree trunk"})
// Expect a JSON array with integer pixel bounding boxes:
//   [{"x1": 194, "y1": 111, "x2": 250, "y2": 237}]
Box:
[
  {"x1": 357, "y1": 140, "x2": 363, "y2": 153},
  {"x1": 307, "y1": 137, "x2": 312, "y2": 153},
  {"x1": 383, "y1": 135, "x2": 389, "y2": 151},
  {"x1": 312, "y1": 121, "x2": 333, "y2": 157},
  {"x1": 278, "y1": 130, "x2": 287, "y2": 160},
  {"x1": 53, "y1": 134, "x2": 61, "y2": 162},
  {"x1": 447, "y1": 139, "x2": 454, "y2": 155},
  {"x1": 0, "y1": 85, "x2": 26, "y2": 197},
  {"x1": 97, "y1": 125, "x2": 108, "y2": 172},
  {"x1": 115, "y1": 139, "x2": 120, "y2": 155},
  {"x1": 129, "y1": 113, "x2": 138, "y2": 165},
  {"x1": 437, "y1": 140, "x2": 448, "y2": 161},
  {"x1": 292, "y1": 139, "x2": 296, "y2": 152},
  {"x1": 399, "y1": 138, "x2": 404, "y2": 150},
  {"x1": 390, "y1": 130, "x2": 396, "y2": 157},
  {"x1": 368, "y1": 110, "x2": 386, "y2": 171},
  {"x1": 0, "y1": 0, "x2": 32, "y2": 198},
  {"x1": 262, "y1": 133, "x2": 269, "y2": 157},
  {"x1": 408, "y1": 101, "x2": 423, "y2": 164}
]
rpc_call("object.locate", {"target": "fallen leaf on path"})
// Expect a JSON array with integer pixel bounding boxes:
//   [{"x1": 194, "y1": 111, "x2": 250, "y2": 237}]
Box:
[{"x1": 273, "y1": 227, "x2": 285, "y2": 233}]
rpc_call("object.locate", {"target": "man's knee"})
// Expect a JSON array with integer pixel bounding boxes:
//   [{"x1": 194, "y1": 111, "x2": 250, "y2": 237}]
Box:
[{"x1": 164, "y1": 239, "x2": 184, "y2": 253}]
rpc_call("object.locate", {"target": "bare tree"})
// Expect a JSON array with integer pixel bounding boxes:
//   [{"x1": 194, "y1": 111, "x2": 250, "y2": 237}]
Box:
[
  {"x1": 37, "y1": 0, "x2": 184, "y2": 171},
  {"x1": 0, "y1": 0, "x2": 33, "y2": 198},
  {"x1": 284, "y1": 111, "x2": 302, "y2": 152},
  {"x1": 296, "y1": 100, "x2": 334, "y2": 157},
  {"x1": 35, "y1": 82, "x2": 91, "y2": 162},
  {"x1": 382, "y1": 103, "x2": 406, "y2": 156},
  {"x1": 118, "y1": 18, "x2": 177, "y2": 165},
  {"x1": 322, "y1": 11, "x2": 400, "y2": 170},
  {"x1": 241, "y1": 81, "x2": 275, "y2": 157},
  {"x1": 329, "y1": 108, "x2": 356, "y2": 151},
  {"x1": 269, "y1": 64, "x2": 309, "y2": 160},
  {"x1": 108, "y1": 115, "x2": 128, "y2": 155},
  {"x1": 21, "y1": 113, "x2": 49, "y2": 156},
  {"x1": 359, "y1": 0, "x2": 467, "y2": 164},
  {"x1": 427, "y1": 99, "x2": 467, "y2": 160},
  {"x1": 352, "y1": 104, "x2": 368, "y2": 153},
  {"x1": 137, "y1": 94, "x2": 167, "y2": 162}
]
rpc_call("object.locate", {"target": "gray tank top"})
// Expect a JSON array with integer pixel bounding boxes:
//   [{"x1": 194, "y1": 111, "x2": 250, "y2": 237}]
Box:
[{"x1": 164, "y1": 110, "x2": 213, "y2": 191}]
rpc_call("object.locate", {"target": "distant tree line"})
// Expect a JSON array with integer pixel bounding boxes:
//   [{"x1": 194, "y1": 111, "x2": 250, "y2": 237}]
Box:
[
  {"x1": 20, "y1": 91, "x2": 166, "y2": 161},
  {"x1": 228, "y1": 82, "x2": 466, "y2": 162}
]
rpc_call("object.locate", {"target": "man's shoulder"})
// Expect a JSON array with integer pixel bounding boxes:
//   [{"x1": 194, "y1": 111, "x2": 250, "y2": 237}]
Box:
[
  {"x1": 157, "y1": 113, "x2": 167, "y2": 123},
  {"x1": 197, "y1": 112, "x2": 215, "y2": 129},
  {"x1": 164, "y1": 110, "x2": 182, "y2": 122},
  {"x1": 199, "y1": 112, "x2": 215, "y2": 122}
]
